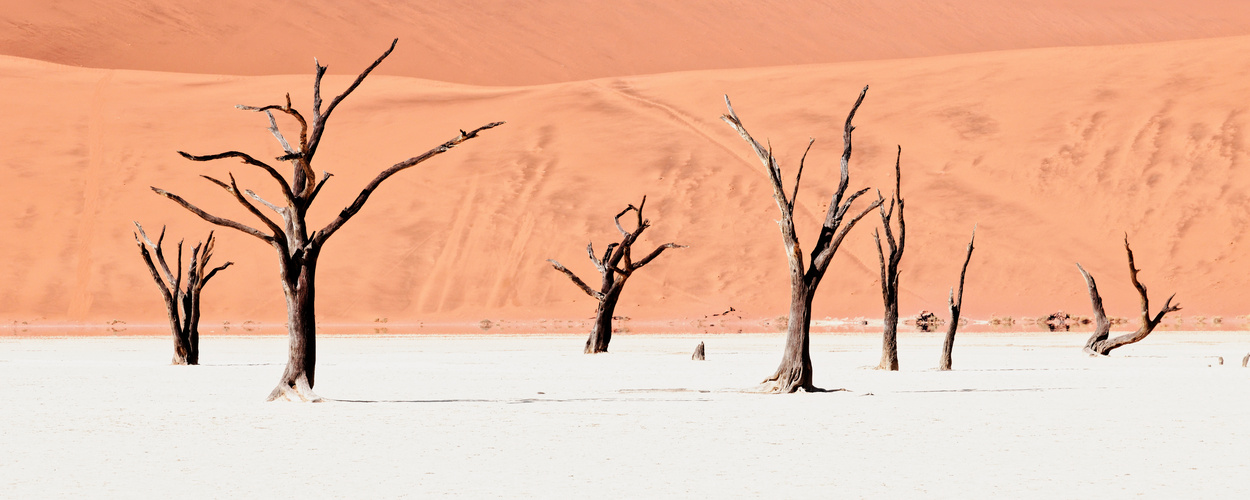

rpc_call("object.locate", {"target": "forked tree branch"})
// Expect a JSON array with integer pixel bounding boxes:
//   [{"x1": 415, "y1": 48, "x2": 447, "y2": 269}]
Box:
[
  {"x1": 307, "y1": 38, "x2": 399, "y2": 164},
  {"x1": 200, "y1": 173, "x2": 286, "y2": 237}
]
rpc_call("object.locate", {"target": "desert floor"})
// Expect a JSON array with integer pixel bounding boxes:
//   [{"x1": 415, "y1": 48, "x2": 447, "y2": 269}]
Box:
[{"x1": 3, "y1": 330, "x2": 1248, "y2": 498}]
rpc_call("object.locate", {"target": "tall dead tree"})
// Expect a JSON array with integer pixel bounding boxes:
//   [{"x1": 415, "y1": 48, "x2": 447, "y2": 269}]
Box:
[
  {"x1": 939, "y1": 227, "x2": 976, "y2": 371},
  {"x1": 721, "y1": 87, "x2": 883, "y2": 393},
  {"x1": 1077, "y1": 236, "x2": 1181, "y2": 356},
  {"x1": 873, "y1": 146, "x2": 905, "y2": 371},
  {"x1": 548, "y1": 196, "x2": 684, "y2": 354},
  {"x1": 153, "y1": 39, "x2": 502, "y2": 400},
  {"x1": 134, "y1": 223, "x2": 232, "y2": 365}
]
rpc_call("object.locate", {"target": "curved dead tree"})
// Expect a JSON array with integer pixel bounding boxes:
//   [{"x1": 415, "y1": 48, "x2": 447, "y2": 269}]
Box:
[
  {"x1": 153, "y1": 39, "x2": 503, "y2": 400},
  {"x1": 134, "y1": 223, "x2": 232, "y2": 365},
  {"x1": 939, "y1": 227, "x2": 976, "y2": 371},
  {"x1": 548, "y1": 196, "x2": 685, "y2": 354},
  {"x1": 1077, "y1": 236, "x2": 1181, "y2": 356},
  {"x1": 721, "y1": 87, "x2": 883, "y2": 393},
  {"x1": 873, "y1": 146, "x2": 905, "y2": 371}
]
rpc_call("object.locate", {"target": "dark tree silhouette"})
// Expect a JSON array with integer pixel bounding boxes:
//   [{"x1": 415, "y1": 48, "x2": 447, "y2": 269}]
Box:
[
  {"x1": 873, "y1": 146, "x2": 905, "y2": 371},
  {"x1": 134, "y1": 223, "x2": 232, "y2": 365},
  {"x1": 153, "y1": 39, "x2": 503, "y2": 400},
  {"x1": 939, "y1": 227, "x2": 975, "y2": 371},
  {"x1": 548, "y1": 196, "x2": 684, "y2": 353},
  {"x1": 721, "y1": 87, "x2": 883, "y2": 393},
  {"x1": 1078, "y1": 236, "x2": 1181, "y2": 356}
]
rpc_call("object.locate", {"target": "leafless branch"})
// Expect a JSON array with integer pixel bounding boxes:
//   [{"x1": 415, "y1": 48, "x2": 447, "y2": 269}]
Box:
[
  {"x1": 314, "y1": 121, "x2": 504, "y2": 244},
  {"x1": 178, "y1": 150, "x2": 295, "y2": 203},
  {"x1": 548, "y1": 259, "x2": 605, "y2": 300},
  {"x1": 151, "y1": 187, "x2": 273, "y2": 242}
]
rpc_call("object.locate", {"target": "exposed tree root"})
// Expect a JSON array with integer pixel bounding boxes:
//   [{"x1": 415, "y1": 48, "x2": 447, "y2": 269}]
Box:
[{"x1": 266, "y1": 375, "x2": 323, "y2": 402}]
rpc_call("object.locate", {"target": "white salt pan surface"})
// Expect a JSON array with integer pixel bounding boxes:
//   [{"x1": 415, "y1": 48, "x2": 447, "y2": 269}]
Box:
[{"x1": 2, "y1": 331, "x2": 1248, "y2": 498}]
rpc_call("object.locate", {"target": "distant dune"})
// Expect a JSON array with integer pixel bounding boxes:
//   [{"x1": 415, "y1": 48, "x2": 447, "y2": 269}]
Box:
[
  {"x1": 1, "y1": 3, "x2": 1249, "y2": 328},
  {"x1": 4, "y1": 0, "x2": 1250, "y2": 85}
]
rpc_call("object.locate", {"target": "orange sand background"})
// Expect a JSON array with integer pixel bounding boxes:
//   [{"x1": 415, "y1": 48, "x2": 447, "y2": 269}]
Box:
[{"x1": 2, "y1": 1, "x2": 1249, "y2": 329}]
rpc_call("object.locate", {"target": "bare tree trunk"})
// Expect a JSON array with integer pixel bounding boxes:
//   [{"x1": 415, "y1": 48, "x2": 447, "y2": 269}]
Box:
[
  {"x1": 768, "y1": 285, "x2": 816, "y2": 392},
  {"x1": 268, "y1": 254, "x2": 320, "y2": 401},
  {"x1": 722, "y1": 87, "x2": 883, "y2": 393},
  {"x1": 939, "y1": 227, "x2": 976, "y2": 371},
  {"x1": 692, "y1": 342, "x2": 705, "y2": 360},
  {"x1": 585, "y1": 281, "x2": 624, "y2": 354},
  {"x1": 1079, "y1": 236, "x2": 1180, "y2": 356},
  {"x1": 878, "y1": 299, "x2": 899, "y2": 370}
]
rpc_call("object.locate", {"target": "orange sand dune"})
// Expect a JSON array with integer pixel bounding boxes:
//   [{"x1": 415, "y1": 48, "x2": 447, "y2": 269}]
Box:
[
  {"x1": 4, "y1": 1, "x2": 1250, "y2": 85},
  {"x1": 2, "y1": 34, "x2": 1249, "y2": 329}
]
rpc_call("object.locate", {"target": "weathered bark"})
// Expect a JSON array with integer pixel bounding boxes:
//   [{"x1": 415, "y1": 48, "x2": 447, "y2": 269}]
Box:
[
  {"x1": 722, "y1": 87, "x2": 883, "y2": 393},
  {"x1": 153, "y1": 39, "x2": 502, "y2": 400},
  {"x1": 873, "y1": 146, "x2": 905, "y2": 371},
  {"x1": 1079, "y1": 236, "x2": 1181, "y2": 356},
  {"x1": 134, "y1": 223, "x2": 232, "y2": 365},
  {"x1": 693, "y1": 342, "x2": 706, "y2": 360},
  {"x1": 549, "y1": 196, "x2": 684, "y2": 354},
  {"x1": 1243, "y1": 353, "x2": 1249, "y2": 368},
  {"x1": 939, "y1": 227, "x2": 976, "y2": 371}
]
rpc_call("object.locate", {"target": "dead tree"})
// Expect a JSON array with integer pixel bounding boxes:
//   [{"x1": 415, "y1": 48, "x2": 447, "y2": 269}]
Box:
[
  {"x1": 1077, "y1": 236, "x2": 1181, "y2": 356},
  {"x1": 873, "y1": 146, "x2": 905, "y2": 371},
  {"x1": 153, "y1": 39, "x2": 502, "y2": 400},
  {"x1": 939, "y1": 227, "x2": 975, "y2": 371},
  {"x1": 548, "y1": 196, "x2": 684, "y2": 353},
  {"x1": 721, "y1": 86, "x2": 883, "y2": 393},
  {"x1": 134, "y1": 223, "x2": 232, "y2": 365}
]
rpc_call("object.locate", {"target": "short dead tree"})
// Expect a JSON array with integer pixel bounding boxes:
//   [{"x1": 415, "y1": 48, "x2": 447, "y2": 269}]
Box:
[
  {"x1": 153, "y1": 39, "x2": 502, "y2": 400},
  {"x1": 721, "y1": 87, "x2": 883, "y2": 393},
  {"x1": 914, "y1": 311, "x2": 941, "y2": 332},
  {"x1": 1077, "y1": 236, "x2": 1181, "y2": 356},
  {"x1": 547, "y1": 196, "x2": 684, "y2": 353},
  {"x1": 134, "y1": 223, "x2": 232, "y2": 365},
  {"x1": 873, "y1": 146, "x2": 905, "y2": 371},
  {"x1": 939, "y1": 227, "x2": 975, "y2": 371}
]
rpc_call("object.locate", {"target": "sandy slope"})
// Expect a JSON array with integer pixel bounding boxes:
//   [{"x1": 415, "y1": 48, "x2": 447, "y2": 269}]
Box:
[
  {"x1": 2, "y1": 33, "x2": 1250, "y2": 327},
  {"x1": 2, "y1": 332, "x2": 1248, "y2": 497},
  {"x1": 4, "y1": 1, "x2": 1250, "y2": 85}
]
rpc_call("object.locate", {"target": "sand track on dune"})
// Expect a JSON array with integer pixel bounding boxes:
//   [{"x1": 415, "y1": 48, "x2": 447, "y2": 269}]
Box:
[{"x1": 2, "y1": 35, "x2": 1250, "y2": 327}]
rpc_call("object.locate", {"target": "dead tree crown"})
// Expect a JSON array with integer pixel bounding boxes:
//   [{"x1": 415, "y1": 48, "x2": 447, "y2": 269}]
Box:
[
  {"x1": 134, "y1": 222, "x2": 232, "y2": 365},
  {"x1": 152, "y1": 38, "x2": 502, "y2": 401},
  {"x1": 548, "y1": 196, "x2": 685, "y2": 353}
]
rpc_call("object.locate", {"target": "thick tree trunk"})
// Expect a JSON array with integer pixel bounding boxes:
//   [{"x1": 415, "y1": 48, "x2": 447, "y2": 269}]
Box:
[
  {"x1": 586, "y1": 281, "x2": 624, "y2": 354},
  {"x1": 877, "y1": 297, "x2": 899, "y2": 370},
  {"x1": 938, "y1": 322, "x2": 956, "y2": 371},
  {"x1": 763, "y1": 285, "x2": 815, "y2": 393},
  {"x1": 267, "y1": 254, "x2": 321, "y2": 402}
]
